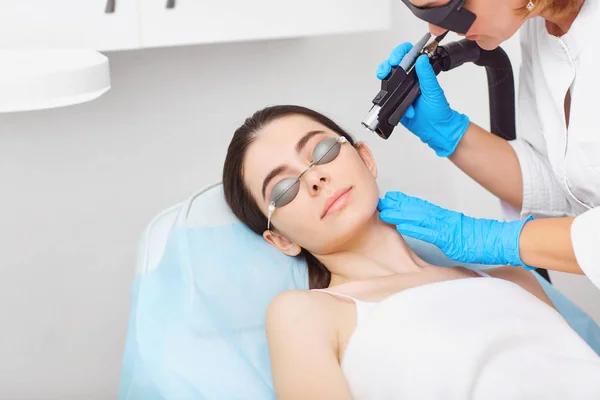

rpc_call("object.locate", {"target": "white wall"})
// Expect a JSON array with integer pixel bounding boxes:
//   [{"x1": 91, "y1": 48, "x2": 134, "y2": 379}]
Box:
[{"x1": 1, "y1": 3, "x2": 598, "y2": 399}]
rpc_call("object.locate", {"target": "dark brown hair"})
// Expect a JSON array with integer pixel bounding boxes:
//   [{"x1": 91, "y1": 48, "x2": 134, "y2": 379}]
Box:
[{"x1": 222, "y1": 105, "x2": 356, "y2": 289}]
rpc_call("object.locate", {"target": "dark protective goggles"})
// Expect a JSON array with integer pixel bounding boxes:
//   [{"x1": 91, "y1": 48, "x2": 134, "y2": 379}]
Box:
[
  {"x1": 400, "y1": 0, "x2": 476, "y2": 34},
  {"x1": 267, "y1": 136, "x2": 348, "y2": 230}
]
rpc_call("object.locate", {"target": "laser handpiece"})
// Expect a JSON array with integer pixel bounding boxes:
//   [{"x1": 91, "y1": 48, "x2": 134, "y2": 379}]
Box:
[
  {"x1": 361, "y1": 33, "x2": 431, "y2": 133},
  {"x1": 361, "y1": 32, "x2": 449, "y2": 139},
  {"x1": 399, "y1": 33, "x2": 431, "y2": 71}
]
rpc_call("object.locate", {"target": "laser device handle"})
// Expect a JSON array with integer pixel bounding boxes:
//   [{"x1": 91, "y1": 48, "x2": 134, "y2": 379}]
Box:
[
  {"x1": 397, "y1": 40, "x2": 480, "y2": 122},
  {"x1": 386, "y1": 57, "x2": 445, "y2": 127},
  {"x1": 388, "y1": 83, "x2": 420, "y2": 127}
]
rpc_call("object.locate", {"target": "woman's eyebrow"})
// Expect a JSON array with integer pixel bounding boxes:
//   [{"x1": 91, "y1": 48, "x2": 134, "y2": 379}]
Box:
[
  {"x1": 262, "y1": 165, "x2": 286, "y2": 200},
  {"x1": 295, "y1": 130, "x2": 325, "y2": 154}
]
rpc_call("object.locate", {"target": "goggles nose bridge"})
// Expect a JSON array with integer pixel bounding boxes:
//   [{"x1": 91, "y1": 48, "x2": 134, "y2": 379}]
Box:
[{"x1": 266, "y1": 136, "x2": 348, "y2": 230}]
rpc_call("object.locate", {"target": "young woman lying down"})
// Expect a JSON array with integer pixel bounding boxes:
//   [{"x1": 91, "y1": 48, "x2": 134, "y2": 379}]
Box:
[{"x1": 222, "y1": 105, "x2": 600, "y2": 399}]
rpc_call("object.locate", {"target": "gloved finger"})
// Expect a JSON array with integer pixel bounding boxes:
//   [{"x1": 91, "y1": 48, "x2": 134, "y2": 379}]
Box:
[
  {"x1": 403, "y1": 104, "x2": 415, "y2": 120},
  {"x1": 414, "y1": 55, "x2": 444, "y2": 97},
  {"x1": 383, "y1": 191, "x2": 410, "y2": 203},
  {"x1": 389, "y1": 42, "x2": 414, "y2": 66},
  {"x1": 395, "y1": 224, "x2": 438, "y2": 244},
  {"x1": 378, "y1": 209, "x2": 429, "y2": 226},
  {"x1": 376, "y1": 60, "x2": 392, "y2": 80},
  {"x1": 377, "y1": 198, "x2": 390, "y2": 211},
  {"x1": 378, "y1": 196, "x2": 427, "y2": 215},
  {"x1": 383, "y1": 191, "x2": 428, "y2": 209},
  {"x1": 378, "y1": 198, "x2": 412, "y2": 214},
  {"x1": 378, "y1": 196, "x2": 399, "y2": 208},
  {"x1": 383, "y1": 191, "x2": 440, "y2": 211},
  {"x1": 378, "y1": 196, "x2": 409, "y2": 211},
  {"x1": 400, "y1": 114, "x2": 410, "y2": 128}
]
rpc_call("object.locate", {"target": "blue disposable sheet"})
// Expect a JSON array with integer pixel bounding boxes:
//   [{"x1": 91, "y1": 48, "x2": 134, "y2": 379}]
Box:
[{"x1": 119, "y1": 222, "x2": 600, "y2": 399}]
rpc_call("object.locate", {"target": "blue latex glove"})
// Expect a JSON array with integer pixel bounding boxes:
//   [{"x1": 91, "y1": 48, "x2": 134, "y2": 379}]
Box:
[
  {"x1": 377, "y1": 191, "x2": 535, "y2": 270},
  {"x1": 376, "y1": 43, "x2": 471, "y2": 157}
]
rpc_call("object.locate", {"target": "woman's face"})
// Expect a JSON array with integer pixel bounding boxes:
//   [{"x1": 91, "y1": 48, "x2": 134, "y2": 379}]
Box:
[
  {"x1": 410, "y1": 0, "x2": 531, "y2": 50},
  {"x1": 243, "y1": 114, "x2": 380, "y2": 257}
]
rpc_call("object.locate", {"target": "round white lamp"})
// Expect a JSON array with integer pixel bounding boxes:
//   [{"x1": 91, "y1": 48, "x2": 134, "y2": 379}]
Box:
[{"x1": 0, "y1": 50, "x2": 111, "y2": 113}]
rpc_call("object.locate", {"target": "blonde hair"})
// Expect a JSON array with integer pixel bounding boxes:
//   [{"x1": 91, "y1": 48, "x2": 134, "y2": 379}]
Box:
[{"x1": 516, "y1": 0, "x2": 583, "y2": 18}]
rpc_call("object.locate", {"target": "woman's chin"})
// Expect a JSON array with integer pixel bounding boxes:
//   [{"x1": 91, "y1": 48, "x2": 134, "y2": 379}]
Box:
[
  {"x1": 318, "y1": 212, "x2": 372, "y2": 249},
  {"x1": 475, "y1": 37, "x2": 501, "y2": 51}
]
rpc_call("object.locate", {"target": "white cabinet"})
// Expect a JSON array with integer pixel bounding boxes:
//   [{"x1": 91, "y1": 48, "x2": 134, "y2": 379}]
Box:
[
  {"x1": 0, "y1": 0, "x2": 140, "y2": 51},
  {"x1": 0, "y1": 0, "x2": 391, "y2": 51},
  {"x1": 138, "y1": 0, "x2": 392, "y2": 48}
]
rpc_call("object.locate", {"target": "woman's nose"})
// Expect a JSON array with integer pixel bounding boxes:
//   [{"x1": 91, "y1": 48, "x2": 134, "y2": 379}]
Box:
[
  {"x1": 304, "y1": 169, "x2": 330, "y2": 195},
  {"x1": 429, "y1": 24, "x2": 447, "y2": 36}
]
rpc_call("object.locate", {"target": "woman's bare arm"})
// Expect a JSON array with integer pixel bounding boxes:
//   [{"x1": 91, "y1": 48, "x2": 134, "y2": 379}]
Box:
[
  {"x1": 485, "y1": 266, "x2": 556, "y2": 310},
  {"x1": 265, "y1": 290, "x2": 353, "y2": 400}
]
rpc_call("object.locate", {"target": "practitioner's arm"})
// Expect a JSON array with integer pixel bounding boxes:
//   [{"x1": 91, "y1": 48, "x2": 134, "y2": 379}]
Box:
[
  {"x1": 518, "y1": 217, "x2": 582, "y2": 275},
  {"x1": 265, "y1": 290, "x2": 353, "y2": 400},
  {"x1": 378, "y1": 192, "x2": 592, "y2": 276},
  {"x1": 449, "y1": 122, "x2": 524, "y2": 209}
]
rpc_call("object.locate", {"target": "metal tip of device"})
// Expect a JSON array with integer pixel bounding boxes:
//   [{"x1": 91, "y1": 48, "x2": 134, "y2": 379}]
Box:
[
  {"x1": 361, "y1": 105, "x2": 381, "y2": 132},
  {"x1": 361, "y1": 125, "x2": 376, "y2": 134},
  {"x1": 434, "y1": 31, "x2": 449, "y2": 43},
  {"x1": 423, "y1": 31, "x2": 449, "y2": 57}
]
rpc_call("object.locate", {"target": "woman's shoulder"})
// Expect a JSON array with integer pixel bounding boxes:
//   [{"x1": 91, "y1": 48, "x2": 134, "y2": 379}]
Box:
[
  {"x1": 265, "y1": 289, "x2": 337, "y2": 331},
  {"x1": 265, "y1": 289, "x2": 339, "y2": 350},
  {"x1": 267, "y1": 289, "x2": 321, "y2": 316}
]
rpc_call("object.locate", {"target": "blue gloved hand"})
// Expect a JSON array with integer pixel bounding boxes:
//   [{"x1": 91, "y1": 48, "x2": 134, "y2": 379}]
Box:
[
  {"x1": 377, "y1": 191, "x2": 535, "y2": 270},
  {"x1": 376, "y1": 43, "x2": 471, "y2": 157}
]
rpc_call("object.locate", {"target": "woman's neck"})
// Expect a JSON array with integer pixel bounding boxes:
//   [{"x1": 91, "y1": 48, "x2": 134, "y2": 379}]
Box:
[
  {"x1": 543, "y1": 0, "x2": 585, "y2": 37},
  {"x1": 317, "y1": 212, "x2": 432, "y2": 286}
]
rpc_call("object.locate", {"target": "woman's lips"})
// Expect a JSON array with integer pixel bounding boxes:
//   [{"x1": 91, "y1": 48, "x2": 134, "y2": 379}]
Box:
[{"x1": 321, "y1": 187, "x2": 353, "y2": 219}]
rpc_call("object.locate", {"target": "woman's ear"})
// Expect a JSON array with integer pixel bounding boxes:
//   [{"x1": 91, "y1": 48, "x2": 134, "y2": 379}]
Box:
[
  {"x1": 263, "y1": 229, "x2": 302, "y2": 256},
  {"x1": 355, "y1": 142, "x2": 378, "y2": 178}
]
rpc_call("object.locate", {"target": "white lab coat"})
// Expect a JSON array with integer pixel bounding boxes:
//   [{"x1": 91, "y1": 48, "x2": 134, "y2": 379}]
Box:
[{"x1": 507, "y1": 0, "x2": 600, "y2": 289}]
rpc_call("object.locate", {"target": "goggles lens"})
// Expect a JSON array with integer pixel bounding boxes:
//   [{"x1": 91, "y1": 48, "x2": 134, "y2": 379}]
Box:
[{"x1": 267, "y1": 136, "x2": 348, "y2": 229}]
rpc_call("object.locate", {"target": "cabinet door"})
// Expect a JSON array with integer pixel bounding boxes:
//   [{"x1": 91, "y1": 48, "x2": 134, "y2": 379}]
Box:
[
  {"x1": 139, "y1": 0, "x2": 391, "y2": 48},
  {"x1": 0, "y1": 0, "x2": 140, "y2": 51}
]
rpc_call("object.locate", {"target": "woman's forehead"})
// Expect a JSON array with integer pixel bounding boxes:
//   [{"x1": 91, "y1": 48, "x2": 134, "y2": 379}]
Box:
[
  {"x1": 258, "y1": 114, "x2": 326, "y2": 142},
  {"x1": 248, "y1": 117, "x2": 332, "y2": 168},
  {"x1": 243, "y1": 115, "x2": 328, "y2": 181}
]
